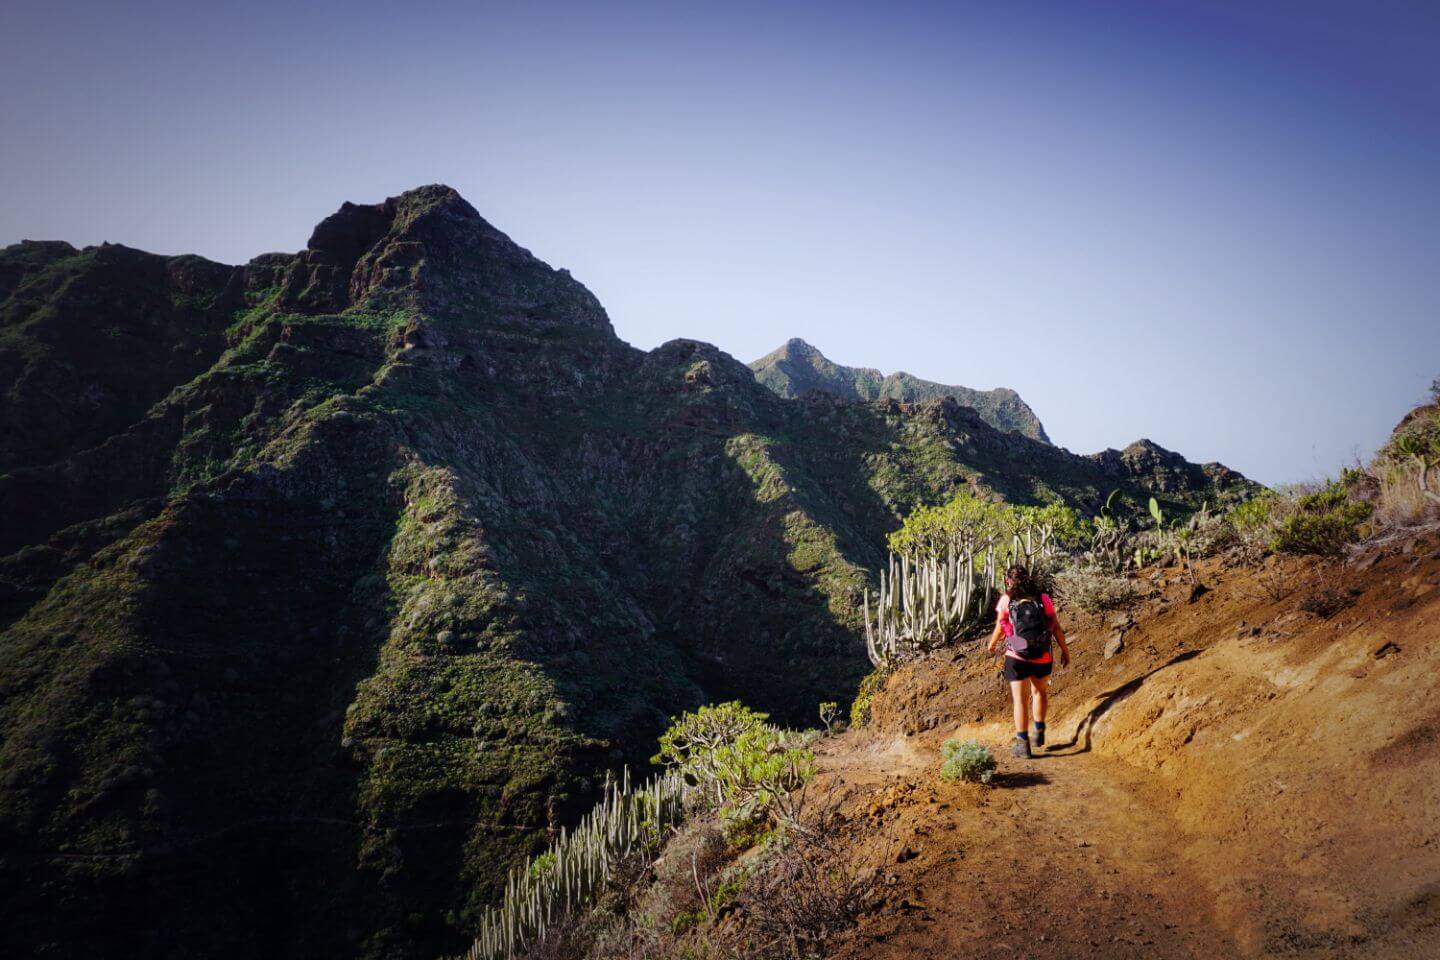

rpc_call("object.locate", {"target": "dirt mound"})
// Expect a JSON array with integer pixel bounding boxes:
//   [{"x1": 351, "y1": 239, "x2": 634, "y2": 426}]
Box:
[{"x1": 813, "y1": 533, "x2": 1440, "y2": 958}]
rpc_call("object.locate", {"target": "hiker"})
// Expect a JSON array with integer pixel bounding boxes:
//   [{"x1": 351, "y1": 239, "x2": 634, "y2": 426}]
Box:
[{"x1": 987, "y1": 564, "x2": 1071, "y2": 759}]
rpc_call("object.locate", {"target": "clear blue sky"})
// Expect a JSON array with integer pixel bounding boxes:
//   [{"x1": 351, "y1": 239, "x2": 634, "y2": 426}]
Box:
[{"x1": 3, "y1": 1, "x2": 1437, "y2": 485}]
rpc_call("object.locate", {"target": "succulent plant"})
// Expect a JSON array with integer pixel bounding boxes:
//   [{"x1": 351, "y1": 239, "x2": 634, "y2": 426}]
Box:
[
  {"x1": 463, "y1": 767, "x2": 688, "y2": 960},
  {"x1": 864, "y1": 496, "x2": 1069, "y2": 666}
]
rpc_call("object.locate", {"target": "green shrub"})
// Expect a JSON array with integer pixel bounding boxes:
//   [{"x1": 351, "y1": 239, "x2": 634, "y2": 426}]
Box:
[
  {"x1": 849, "y1": 666, "x2": 891, "y2": 727},
  {"x1": 721, "y1": 812, "x2": 778, "y2": 852},
  {"x1": 1228, "y1": 494, "x2": 1280, "y2": 540},
  {"x1": 1272, "y1": 482, "x2": 1372, "y2": 556},
  {"x1": 940, "y1": 738, "x2": 996, "y2": 785},
  {"x1": 653, "y1": 702, "x2": 814, "y2": 825},
  {"x1": 526, "y1": 851, "x2": 557, "y2": 881}
]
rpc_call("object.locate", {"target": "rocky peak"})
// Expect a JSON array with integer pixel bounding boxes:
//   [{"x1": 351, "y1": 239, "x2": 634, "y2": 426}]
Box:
[
  {"x1": 305, "y1": 184, "x2": 484, "y2": 263},
  {"x1": 262, "y1": 185, "x2": 613, "y2": 335},
  {"x1": 1088, "y1": 438, "x2": 1256, "y2": 502}
]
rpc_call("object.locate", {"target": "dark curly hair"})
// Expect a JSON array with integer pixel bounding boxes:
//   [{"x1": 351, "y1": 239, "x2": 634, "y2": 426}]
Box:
[{"x1": 1004, "y1": 564, "x2": 1040, "y2": 601}]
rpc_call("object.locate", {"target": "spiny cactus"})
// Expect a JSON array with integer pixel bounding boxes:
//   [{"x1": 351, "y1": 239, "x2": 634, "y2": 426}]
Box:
[
  {"x1": 863, "y1": 537, "x2": 998, "y2": 666},
  {"x1": 864, "y1": 501, "x2": 1070, "y2": 666},
  {"x1": 462, "y1": 767, "x2": 688, "y2": 960}
]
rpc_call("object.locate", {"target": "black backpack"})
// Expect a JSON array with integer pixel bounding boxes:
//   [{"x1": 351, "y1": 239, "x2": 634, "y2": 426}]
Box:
[{"x1": 1008, "y1": 596, "x2": 1053, "y2": 659}]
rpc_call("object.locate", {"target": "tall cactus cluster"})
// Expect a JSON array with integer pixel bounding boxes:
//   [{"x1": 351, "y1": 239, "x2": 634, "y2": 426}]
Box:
[
  {"x1": 863, "y1": 543, "x2": 998, "y2": 665},
  {"x1": 463, "y1": 768, "x2": 689, "y2": 960},
  {"x1": 863, "y1": 494, "x2": 1074, "y2": 667}
]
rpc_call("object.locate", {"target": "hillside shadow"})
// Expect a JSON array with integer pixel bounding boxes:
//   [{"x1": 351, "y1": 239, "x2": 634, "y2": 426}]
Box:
[{"x1": 1046, "y1": 650, "x2": 1203, "y2": 756}]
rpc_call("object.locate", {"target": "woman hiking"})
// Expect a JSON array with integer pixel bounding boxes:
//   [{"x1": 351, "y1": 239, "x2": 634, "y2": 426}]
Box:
[{"x1": 987, "y1": 564, "x2": 1071, "y2": 759}]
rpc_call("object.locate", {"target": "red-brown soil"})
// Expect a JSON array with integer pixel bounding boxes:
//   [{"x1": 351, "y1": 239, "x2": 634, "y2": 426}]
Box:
[{"x1": 812, "y1": 533, "x2": 1440, "y2": 959}]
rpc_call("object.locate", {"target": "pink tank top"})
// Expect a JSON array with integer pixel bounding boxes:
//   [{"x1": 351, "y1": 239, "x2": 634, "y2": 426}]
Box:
[{"x1": 996, "y1": 593, "x2": 1055, "y2": 664}]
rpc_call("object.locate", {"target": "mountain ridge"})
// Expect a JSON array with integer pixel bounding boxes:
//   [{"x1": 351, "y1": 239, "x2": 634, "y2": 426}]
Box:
[
  {"x1": 750, "y1": 337, "x2": 1052, "y2": 443},
  {"x1": 0, "y1": 185, "x2": 1257, "y2": 960}
]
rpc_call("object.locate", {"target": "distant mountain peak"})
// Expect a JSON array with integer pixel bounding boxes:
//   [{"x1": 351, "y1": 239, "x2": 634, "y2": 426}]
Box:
[{"x1": 749, "y1": 339, "x2": 1051, "y2": 443}]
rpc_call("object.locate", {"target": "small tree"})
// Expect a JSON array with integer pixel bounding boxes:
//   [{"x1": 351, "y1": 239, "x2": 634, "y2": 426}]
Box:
[
  {"x1": 818, "y1": 701, "x2": 839, "y2": 735},
  {"x1": 653, "y1": 702, "x2": 770, "y2": 805},
  {"x1": 712, "y1": 727, "x2": 816, "y2": 826},
  {"x1": 653, "y1": 702, "x2": 815, "y2": 826}
]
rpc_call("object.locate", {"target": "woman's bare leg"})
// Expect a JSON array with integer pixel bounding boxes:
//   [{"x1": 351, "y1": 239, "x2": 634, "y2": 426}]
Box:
[
  {"x1": 1010, "y1": 679, "x2": 1031, "y2": 734},
  {"x1": 1031, "y1": 675, "x2": 1049, "y2": 726}
]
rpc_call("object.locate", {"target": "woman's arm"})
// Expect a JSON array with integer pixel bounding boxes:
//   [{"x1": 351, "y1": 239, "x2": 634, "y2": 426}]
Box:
[
  {"x1": 1050, "y1": 615, "x2": 1071, "y2": 667},
  {"x1": 986, "y1": 617, "x2": 1005, "y2": 654}
]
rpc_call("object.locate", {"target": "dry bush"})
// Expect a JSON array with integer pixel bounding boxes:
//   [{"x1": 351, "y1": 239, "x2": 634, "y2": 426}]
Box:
[
  {"x1": 735, "y1": 836, "x2": 877, "y2": 959},
  {"x1": 1053, "y1": 563, "x2": 1140, "y2": 612},
  {"x1": 584, "y1": 822, "x2": 739, "y2": 960},
  {"x1": 519, "y1": 910, "x2": 607, "y2": 960},
  {"x1": 1298, "y1": 587, "x2": 1356, "y2": 619},
  {"x1": 1370, "y1": 461, "x2": 1440, "y2": 531},
  {"x1": 730, "y1": 798, "x2": 879, "y2": 960},
  {"x1": 1188, "y1": 510, "x2": 1240, "y2": 557},
  {"x1": 1245, "y1": 558, "x2": 1299, "y2": 602}
]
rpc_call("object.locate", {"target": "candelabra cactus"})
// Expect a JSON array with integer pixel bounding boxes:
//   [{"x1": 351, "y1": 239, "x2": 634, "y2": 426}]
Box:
[
  {"x1": 463, "y1": 767, "x2": 689, "y2": 960},
  {"x1": 863, "y1": 537, "x2": 998, "y2": 666},
  {"x1": 864, "y1": 494, "x2": 1077, "y2": 666}
]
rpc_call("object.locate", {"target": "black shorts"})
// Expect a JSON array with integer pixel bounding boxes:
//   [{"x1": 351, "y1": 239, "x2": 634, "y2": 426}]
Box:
[{"x1": 1003, "y1": 657, "x2": 1053, "y2": 682}]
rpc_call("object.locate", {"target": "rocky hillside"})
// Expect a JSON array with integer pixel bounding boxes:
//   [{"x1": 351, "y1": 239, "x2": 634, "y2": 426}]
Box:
[
  {"x1": 0, "y1": 186, "x2": 1254, "y2": 960},
  {"x1": 750, "y1": 337, "x2": 1051, "y2": 443}
]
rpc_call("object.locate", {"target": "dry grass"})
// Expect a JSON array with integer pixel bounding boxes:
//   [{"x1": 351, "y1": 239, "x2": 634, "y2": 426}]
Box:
[{"x1": 1370, "y1": 462, "x2": 1440, "y2": 531}]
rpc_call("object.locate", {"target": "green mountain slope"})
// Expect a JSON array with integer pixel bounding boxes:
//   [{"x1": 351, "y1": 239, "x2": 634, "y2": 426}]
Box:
[
  {"x1": 750, "y1": 337, "x2": 1051, "y2": 442},
  {"x1": 0, "y1": 186, "x2": 1256, "y2": 960}
]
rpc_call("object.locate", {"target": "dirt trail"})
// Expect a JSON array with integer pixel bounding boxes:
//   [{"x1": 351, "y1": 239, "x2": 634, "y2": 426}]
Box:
[
  {"x1": 810, "y1": 539, "x2": 1440, "y2": 959},
  {"x1": 819, "y1": 722, "x2": 1240, "y2": 959}
]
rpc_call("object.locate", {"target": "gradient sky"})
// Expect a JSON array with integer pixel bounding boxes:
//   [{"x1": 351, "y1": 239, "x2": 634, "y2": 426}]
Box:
[{"x1": 2, "y1": 1, "x2": 1437, "y2": 485}]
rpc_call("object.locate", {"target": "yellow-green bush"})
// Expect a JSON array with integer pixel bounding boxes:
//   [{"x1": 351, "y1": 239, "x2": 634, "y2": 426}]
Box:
[
  {"x1": 653, "y1": 702, "x2": 814, "y2": 826},
  {"x1": 849, "y1": 666, "x2": 891, "y2": 727},
  {"x1": 1271, "y1": 482, "x2": 1372, "y2": 556}
]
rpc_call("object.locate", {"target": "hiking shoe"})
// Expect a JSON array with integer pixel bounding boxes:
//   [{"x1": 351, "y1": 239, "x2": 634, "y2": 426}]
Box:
[
  {"x1": 1033, "y1": 725, "x2": 1046, "y2": 748},
  {"x1": 1011, "y1": 737, "x2": 1032, "y2": 759}
]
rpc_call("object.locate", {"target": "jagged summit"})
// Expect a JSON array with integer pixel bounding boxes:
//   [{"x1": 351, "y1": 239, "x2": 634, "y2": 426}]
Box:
[
  {"x1": 750, "y1": 337, "x2": 1051, "y2": 443},
  {"x1": 1088, "y1": 437, "x2": 1249, "y2": 495},
  {"x1": 249, "y1": 184, "x2": 614, "y2": 332}
]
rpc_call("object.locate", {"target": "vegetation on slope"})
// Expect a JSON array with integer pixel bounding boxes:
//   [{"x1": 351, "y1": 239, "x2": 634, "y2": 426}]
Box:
[{"x1": 0, "y1": 185, "x2": 1256, "y2": 960}]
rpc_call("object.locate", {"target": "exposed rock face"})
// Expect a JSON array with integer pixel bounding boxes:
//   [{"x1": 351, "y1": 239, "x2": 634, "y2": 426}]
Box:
[
  {"x1": 1087, "y1": 438, "x2": 1250, "y2": 500},
  {"x1": 749, "y1": 337, "x2": 1051, "y2": 442},
  {"x1": 0, "y1": 186, "x2": 1253, "y2": 960}
]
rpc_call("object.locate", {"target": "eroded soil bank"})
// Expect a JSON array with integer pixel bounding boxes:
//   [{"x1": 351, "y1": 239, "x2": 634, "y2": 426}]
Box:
[{"x1": 811, "y1": 533, "x2": 1440, "y2": 959}]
